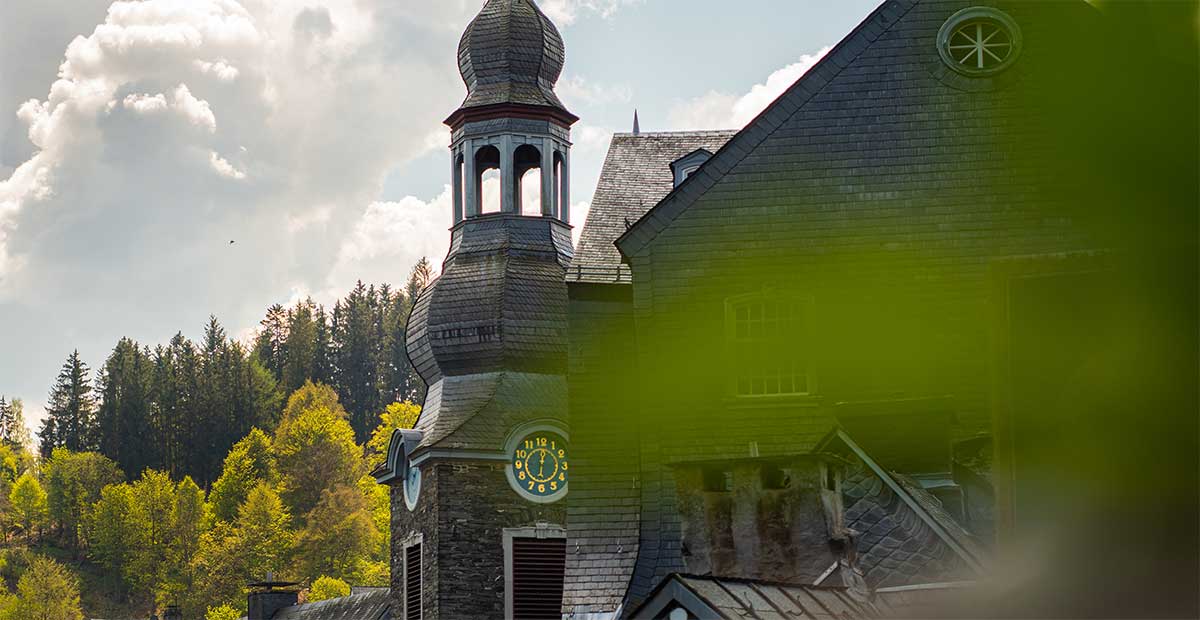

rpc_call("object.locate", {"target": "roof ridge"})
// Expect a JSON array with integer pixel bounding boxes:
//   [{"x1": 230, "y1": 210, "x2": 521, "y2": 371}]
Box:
[
  {"x1": 612, "y1": 129, "x2": 740, "y2": 137},
  {"x1": 615, "y1": 0, "x2": 920, "y2": 257}
]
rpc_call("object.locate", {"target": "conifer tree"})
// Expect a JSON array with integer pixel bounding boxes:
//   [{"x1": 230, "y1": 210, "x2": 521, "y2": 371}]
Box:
[{"x1": 40, "y1": 351, "x2": 96, "y2": 456}]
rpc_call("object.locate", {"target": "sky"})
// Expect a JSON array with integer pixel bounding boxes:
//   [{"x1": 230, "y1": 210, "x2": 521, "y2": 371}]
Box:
[{"x1": 0, "y1": 0, "x2": 879, "y2": 436}]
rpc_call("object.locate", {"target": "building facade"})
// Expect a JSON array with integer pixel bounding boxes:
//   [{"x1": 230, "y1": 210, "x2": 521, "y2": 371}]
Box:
[{"x1": 361, "y1": 1, "x2": 1188, "y2": 620}]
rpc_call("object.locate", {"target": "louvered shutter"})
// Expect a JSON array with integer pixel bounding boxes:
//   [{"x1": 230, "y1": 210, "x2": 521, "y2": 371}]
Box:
[
  {"x1": 405, "y1": 542, "x2": 422, "y2": 620},
  {"x1": 511, "y1": 537, "x2": 566, "y2": 620}
]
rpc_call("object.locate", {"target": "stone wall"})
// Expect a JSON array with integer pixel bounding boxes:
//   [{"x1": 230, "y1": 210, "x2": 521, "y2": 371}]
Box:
[
  {"x1": 674, "y1": 458, "x2": 842, "y2": 583},
  {"x1": 433, "y1": 459, "x2": 566, "y2": 619}
]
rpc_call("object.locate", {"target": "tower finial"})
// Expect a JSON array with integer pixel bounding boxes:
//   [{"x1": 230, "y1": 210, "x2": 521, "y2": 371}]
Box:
[{"x1": 632, "y1": 109, "x2": 640, "y2": 135}]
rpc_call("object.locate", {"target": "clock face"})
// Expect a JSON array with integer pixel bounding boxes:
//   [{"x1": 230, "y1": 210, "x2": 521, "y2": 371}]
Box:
[
  {"x1": 403, "y1": 464, "x2": 421, "y2": 510},
  {"x1": 510, "y1": 430, "x2": 568, "y2": 501}
]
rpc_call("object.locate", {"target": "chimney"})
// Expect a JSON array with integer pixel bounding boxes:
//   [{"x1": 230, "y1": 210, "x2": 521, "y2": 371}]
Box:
[{"x1": 247, "y1": 573, "x2": 300, "y2": 620}]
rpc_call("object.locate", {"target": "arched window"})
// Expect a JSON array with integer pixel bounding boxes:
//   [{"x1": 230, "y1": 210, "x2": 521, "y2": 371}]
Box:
[
  {"x1": 475, "y1": 145, "x2": 501, "y2": 214},
  {"x1": 725, "y1": 293, "x2": 814, "y2": 397},
  {"x1": 514, "y1": 144, "x2": 542, "y2": 216}
]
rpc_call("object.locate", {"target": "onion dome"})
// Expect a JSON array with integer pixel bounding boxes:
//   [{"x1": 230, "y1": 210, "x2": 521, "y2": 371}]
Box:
[{"x1": 455, "y1": 0, "x2": 570, "y2": 114}]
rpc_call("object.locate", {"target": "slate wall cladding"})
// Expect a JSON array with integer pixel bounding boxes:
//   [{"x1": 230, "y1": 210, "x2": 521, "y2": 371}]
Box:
[
  {"x1": 563, "y1": 286, "x2": 642, "y2": 613},
  {"x1": 434, "y1": 460, "x2": 566, "y2": 619},
  {"x1": 616, "y1": 0, "x2": 1101, "y2": 606}
]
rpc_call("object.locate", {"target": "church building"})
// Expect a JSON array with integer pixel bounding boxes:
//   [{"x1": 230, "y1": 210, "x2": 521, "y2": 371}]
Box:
[{"x1": 245, "y1": 0, "x2": 1189, "y2": 618}]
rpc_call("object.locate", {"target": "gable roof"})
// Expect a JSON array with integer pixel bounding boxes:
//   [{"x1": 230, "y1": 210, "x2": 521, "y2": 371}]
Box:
[
  {"x1": 629, "y1": 574, "x2": 880, "y2": 620},
  {"x1": 614, "y1": 0, "x2": 919, "y2": 259},
  {"x1": 569, "y1": 130, "x2": 737, "y2": 283}
]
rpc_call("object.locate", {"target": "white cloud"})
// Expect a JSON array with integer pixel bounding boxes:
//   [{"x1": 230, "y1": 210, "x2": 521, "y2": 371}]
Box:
[
  {"x1": 209, "y1": 151, "x2": 245, "y2": 179},
  {"x1": 0, "y1": 0, "x2": 482, "y2": 430},
  {"x1": 326, "y1": 187, "x2": 452, "y2": 295},
  {"x1": 669, "y1": 46, "x2": 832, "y2": 130},
  {"x1": 557, "y1": 75, "x2": 633, "y2": 107},
  {"x1": 540, "y1": 0, "x2": 644, "y2": 25}
]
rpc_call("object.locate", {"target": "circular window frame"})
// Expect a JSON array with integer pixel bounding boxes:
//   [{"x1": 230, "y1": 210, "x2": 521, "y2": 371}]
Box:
[{"x1": 937, "y1": 7, "x2": 1023, "y2": 77}]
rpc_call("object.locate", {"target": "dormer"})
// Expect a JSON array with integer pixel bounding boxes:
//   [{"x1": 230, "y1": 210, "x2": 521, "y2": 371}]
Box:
[{"x1": 670, "y1": 148, "x2": 714, "y2": 187}]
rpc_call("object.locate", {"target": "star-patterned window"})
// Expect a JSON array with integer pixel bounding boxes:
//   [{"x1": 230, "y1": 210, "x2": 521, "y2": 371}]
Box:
[{"x1": 937, "y1": 8, "x2": 1022, "y2": 77}]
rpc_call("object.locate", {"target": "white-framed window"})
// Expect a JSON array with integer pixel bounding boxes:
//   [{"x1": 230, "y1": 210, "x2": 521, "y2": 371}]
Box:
[
  {"x1": 403, "y1": 535, "x2": 423, "y2": 620},
  {"x1": 725, "y1": 293, "x2": 814, "y2": 397},
  {"x1": 503, "y1": 526, "x2": 566, "y2": 620},
  {"x1": 937, "y1": 7, "x2": 1023, "y2": 76}
]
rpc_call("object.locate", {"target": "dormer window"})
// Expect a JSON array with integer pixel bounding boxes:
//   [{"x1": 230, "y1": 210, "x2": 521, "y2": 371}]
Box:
[{"x1": 670, "y1": 148, "x2": 714, "y2": 188}]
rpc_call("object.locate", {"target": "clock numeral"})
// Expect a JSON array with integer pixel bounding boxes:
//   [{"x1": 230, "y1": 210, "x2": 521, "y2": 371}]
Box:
[
  {"x1": 514, "y1": 461, "x2": 522, "y2": 470},
  {"x1": 558, "y1": 473, "x2": 565, "y2": 482},
  {"x1": 527, "y1": 480, "x2": 534, "y2": 490},
  {"x1": 557, "y1": 449, "x2": 565, "y2": 458},
  {"x1": 550, "y1": 481, "x2": 558, "y2": 491},
  {"x1": 524, "y1": 440, "x2": 532, "y2": 449},
  {"x1": 516, "y1": 449, "x2": 527, "y2": 459},
  {"x1": 538, "y1": 484, "x2": 545, "y2": 493},
  {"x1": 562, "y1": 461, "x2": 569, "y2": 470},
  {"x1": 518, "y1": 470, "x2": 526, "y2": 481}
]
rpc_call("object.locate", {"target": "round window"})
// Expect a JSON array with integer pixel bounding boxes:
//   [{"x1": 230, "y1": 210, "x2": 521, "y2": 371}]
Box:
[{"x1": 937, "y1": 8, "x2": 1022, "y2": 76}]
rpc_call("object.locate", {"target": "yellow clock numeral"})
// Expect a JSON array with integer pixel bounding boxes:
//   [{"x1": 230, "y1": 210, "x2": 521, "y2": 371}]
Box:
[
  {"x1": 558, "y1": 473, "x2": 565, "y2": 481},
  {"x1": 538, "y1": 484, "x2": 545, "y2": 493},
  {"x1": 516, "y1": 449, "x2": 527, "y2": 459},
  {"x1": 524, "y1": 440, "x2": 532, "y2": 449},
  {"x1": 550, "y1": 481, "x2": 558, "y2": 491},
  {"x1": 518, "y1": 470, "x2": 526, "y2": 480},
  {"x1": 557, "y1": 449, "x2": 565, "y2": 458},
  {"x1": 514, "y1": 461, "x2": 522, "y2": 469},
  {"x1": 527, "y1": 480, "x2": 534, "y2": 490},
  {"x1": 562, "y1": 461, "x2": 568, "y2": 470}
]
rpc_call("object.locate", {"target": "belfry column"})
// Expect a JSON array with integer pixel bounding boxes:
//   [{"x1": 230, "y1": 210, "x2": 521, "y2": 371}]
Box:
[
  {"x1": 559, "y1": 148, "x2": 571, "y2": 224},
  {"x1": 500, "y1": 135, "x2": 516, "y2": 213},
  {"x1": 541, "y1": 139, "x2": 556, "y2": 217},
  {"x1": 464, "y1": 140, "x2": 479, "y2": 218}
]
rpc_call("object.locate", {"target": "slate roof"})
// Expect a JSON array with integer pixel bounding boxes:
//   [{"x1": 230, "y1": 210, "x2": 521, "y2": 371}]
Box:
[
  {"x1": 629, "y1": 574, "x2": 880, "y2": 620},
  {"x1": 568, "y1": 131, "x2": 737, "y2": 284},
  {"x1": 413, "y1": 371, "x2": 567, "y2": 452},
  {"x1": 819, "y1": 429, "x2": 986, "y2": 589},
  {"x1": 406, "y1": 214, "x2": 573, "y2": 384},
  {"x1": 456, "y1": 0, "x2": 570, "y2": 113},
  {"x1": 254, "y1": 588, "x2": 392, "y2": 620},
  {"x1": 613, "y1": 0, "x2": 924, "y2": 259}
]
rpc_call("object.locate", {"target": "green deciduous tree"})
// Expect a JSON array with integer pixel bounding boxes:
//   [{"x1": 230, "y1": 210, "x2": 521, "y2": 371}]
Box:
[
  {"x1": 273, "y1": 383, "x2": 360, "y2": 519},
  {"x1": 209, "y1": 429, "x2": 276, "y2": 523},
  {"x1": 366, "y1": 401, "x2": 421, "y2": 470},
  {"x1": 9, "y1": 472, "x2": 47, "y2": 538},
  {"x1": 307, "y1": 575, "x2": 350, "y2": 602},
  {"x1": 292, "y1": 485, "x2": 377, "y2": 582},
  {"x1": 43, "y1": 449, "x2": 123, "y2": 551},
  {"x1": 85, "y1": 482, "x2": 138, "y2": 594},
  {"x1": 6, "y1": 557, "x2": 83, "y2": 620}
]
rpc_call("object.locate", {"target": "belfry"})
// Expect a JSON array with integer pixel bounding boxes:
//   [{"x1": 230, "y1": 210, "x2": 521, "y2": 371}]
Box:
[{"x1": 374, "y1": 1, "x2": 575, "y2": 619}]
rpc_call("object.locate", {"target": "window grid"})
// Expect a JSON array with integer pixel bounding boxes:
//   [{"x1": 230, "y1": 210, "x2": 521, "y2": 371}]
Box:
[{"x1": 729, "y1": 297, "x2": 811, "y2": 397}]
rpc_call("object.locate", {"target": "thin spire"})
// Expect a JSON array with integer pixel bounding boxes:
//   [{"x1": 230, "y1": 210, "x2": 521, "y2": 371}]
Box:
[{"x1": 632, "y1": 109, "x2": 640, "y2": 135}]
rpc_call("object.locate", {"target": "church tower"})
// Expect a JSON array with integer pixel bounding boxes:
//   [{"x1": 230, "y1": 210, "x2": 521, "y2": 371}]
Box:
[{"x1": 374, "y1": 2, "x2": 574, "y2": 619}]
